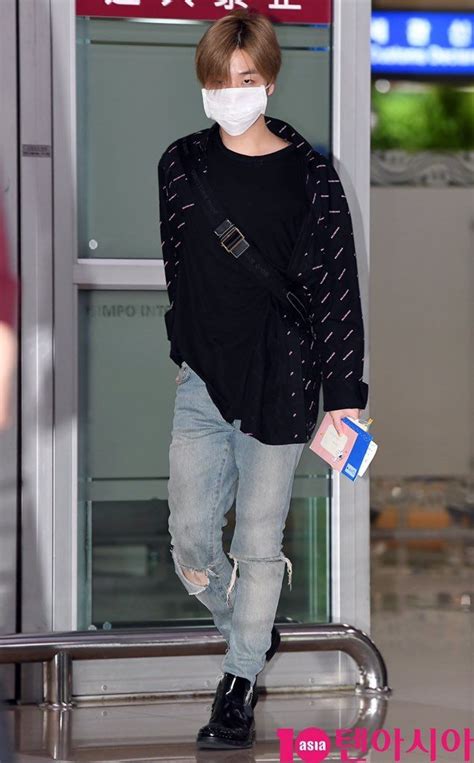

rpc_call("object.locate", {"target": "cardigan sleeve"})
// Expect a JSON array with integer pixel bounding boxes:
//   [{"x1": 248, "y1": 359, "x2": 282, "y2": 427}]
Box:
[
  {"x1": 0, "y1": 197, "x2": 19, "y2": 331},
  {"x1": 158, "y1": 144, "x2": 189, "y2": 342},
  {"x1": 311, "y1": 155, "x2": 369, "y2": 412},
  {"x1": 158, "y1": 152, "x2": 179, "y2": 311}
]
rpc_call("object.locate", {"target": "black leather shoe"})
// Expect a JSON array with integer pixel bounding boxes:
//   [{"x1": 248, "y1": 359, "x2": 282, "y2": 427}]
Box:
[
  {"x1": 251, "y1": 625, "x2": 281, "y2": 709},
  {"x1": 196, "y1": 672, "x2": 255, "y2": 749}
]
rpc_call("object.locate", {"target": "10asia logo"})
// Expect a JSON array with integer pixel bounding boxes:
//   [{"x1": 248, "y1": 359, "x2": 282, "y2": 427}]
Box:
[
  {"x1": 277, "y1": 727, "x2": 331, "y2": 762},
  {"x1": 276, "y1": 726, "x2": 474, "y2": 762}
]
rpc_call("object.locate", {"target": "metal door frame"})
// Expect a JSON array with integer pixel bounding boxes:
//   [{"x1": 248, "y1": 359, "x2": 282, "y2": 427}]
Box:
[
  {"x1": 20, "y1": 0, "x2": 371, "y2": 701},
  {"x1": 0, "y1": 0, "x2": 20, "y2": 703}
]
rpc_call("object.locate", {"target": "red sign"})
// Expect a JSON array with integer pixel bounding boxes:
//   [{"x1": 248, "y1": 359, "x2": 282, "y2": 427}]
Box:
[{"x1": 76, "y1": 0, "x2": 331, "y2": 25}]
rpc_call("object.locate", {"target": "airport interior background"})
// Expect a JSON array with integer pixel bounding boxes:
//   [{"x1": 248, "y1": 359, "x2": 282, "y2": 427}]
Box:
[
  {"x1": 0, "y1": 0, "x2": 472, "y2": 759},
  {"x1": 369, "y1": 0, "x2": 473, "y2": 747}
]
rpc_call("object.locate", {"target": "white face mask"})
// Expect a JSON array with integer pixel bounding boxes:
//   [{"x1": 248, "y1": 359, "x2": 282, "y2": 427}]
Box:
[{"x1": 201, "y1": 84, "x2": 270, "y2": 136}]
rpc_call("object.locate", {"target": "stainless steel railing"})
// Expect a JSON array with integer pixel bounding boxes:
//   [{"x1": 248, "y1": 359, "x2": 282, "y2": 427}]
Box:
[{"x1": 0, "y1": 622, "x2": 391, "y2": 708}]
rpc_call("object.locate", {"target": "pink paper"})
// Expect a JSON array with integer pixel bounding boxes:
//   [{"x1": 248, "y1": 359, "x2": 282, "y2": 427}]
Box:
[{"x1": 309, "y1": 412, "x2": 359, "y2": 472}]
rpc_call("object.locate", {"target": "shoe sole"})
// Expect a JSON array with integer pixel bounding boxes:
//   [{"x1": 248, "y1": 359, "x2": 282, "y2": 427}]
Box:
[{"x1": 196, "y1": 725, "x2": 256, "y2": 749}]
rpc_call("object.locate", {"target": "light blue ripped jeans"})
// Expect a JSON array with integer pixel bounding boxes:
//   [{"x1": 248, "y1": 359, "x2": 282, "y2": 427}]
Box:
[{"x1": 167, "y1": 360, "x2": 305, "y2": 685}]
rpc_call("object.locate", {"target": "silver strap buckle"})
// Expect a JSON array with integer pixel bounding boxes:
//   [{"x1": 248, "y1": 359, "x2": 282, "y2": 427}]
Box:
[{"x1": 214, "y1": 218, "x2": 250, "y2": 259}]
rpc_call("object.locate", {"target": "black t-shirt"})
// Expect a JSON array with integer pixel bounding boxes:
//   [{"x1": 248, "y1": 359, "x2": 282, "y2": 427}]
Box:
[{"x1": 169, "y1": 125, "x2": 310, "y2": 422}]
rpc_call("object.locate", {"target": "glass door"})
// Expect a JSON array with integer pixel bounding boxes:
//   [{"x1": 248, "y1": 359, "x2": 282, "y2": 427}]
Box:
[{"x1": 75, "y1": 16, "x2": 332, "y2": 634}]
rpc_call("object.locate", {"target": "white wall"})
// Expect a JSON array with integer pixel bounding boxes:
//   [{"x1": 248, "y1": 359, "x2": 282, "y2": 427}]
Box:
[{"x1": 369, "y1": 187, "x2": 473, "y2": 477}]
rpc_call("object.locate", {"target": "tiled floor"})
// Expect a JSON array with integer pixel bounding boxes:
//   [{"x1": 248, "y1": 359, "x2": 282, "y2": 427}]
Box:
[{"x1": 1, "y1": 481, "x2": 473, "y2": 762}]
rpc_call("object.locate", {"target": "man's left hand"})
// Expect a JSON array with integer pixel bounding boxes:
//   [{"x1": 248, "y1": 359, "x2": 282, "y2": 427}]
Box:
[{"x1": 328, "y1": 408, "x2": 360, "y2": 437}]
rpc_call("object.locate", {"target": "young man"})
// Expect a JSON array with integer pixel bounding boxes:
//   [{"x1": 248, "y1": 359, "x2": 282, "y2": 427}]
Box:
[{"x1": 157, "y1": 9, "x2": 368, "y2": 750}]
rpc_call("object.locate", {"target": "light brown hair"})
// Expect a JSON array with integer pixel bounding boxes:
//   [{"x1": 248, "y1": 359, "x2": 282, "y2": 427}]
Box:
[{"x1": 195, "y1": 9, "x2": 282, "y2": 88}]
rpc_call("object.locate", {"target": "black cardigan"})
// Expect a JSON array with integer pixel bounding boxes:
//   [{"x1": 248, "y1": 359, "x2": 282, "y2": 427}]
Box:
[{"x1": 157, "y1": 116, "x2": 368, "y2": 444}]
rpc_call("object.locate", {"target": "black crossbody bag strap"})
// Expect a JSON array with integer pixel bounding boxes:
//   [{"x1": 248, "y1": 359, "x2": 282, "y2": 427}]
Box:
[{"x1": 178, "y1": 135, "x2": 316, "y2": 339}]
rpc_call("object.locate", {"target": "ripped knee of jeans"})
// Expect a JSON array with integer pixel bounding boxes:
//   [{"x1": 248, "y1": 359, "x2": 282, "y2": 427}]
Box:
[
  {"x1": 226, "y1": 551, "x2": 293, "y2": 604},
  {"x1": 182, "y1": 568, "x2": 209, "y2": 586},
  {"x1": 170, "y1": 545, "x2": 216, "y2": 595}
]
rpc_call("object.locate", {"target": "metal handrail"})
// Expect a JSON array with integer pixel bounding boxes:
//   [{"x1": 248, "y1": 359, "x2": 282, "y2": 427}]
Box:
[{"x1": 0, "y1": 622, "x2": 391, "y2": 708}]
